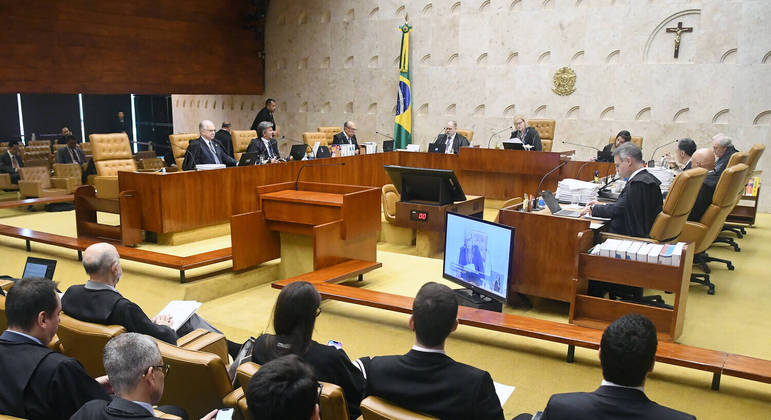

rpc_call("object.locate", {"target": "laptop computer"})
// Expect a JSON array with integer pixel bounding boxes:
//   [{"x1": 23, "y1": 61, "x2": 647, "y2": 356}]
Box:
[
  {"x1": 597, "y1": 150, "x2": 612, "y2": 161},
  {"x1": 238, "y1": 152, "x2": 260, "y2": 166},
  {"x1": 289, "y1": 144, "x2": 309, "y2": 161},
  {"x1": 382, "y1": 140, "x2": 395, "y2": 152},
  {"x1": 428, "y1": 142, "x2": 446, "y2": 153},
  {"x1": 541, "y1": 190, "x2": 582, "y2": 218},
  {"x1": 22, "y1": 257, "x2": 57, "y2": 280},
  {"x1": 316, "y1": 145, "x2": 331, "y2": 158},
  {"x1": 502, "y1": 141, "x2": 525, "y2": 151}
]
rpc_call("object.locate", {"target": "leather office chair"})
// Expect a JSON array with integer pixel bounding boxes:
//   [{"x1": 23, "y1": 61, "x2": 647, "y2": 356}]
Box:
[
  {"x1": 360, "y1": 396, "x2": 438, "y2": 420},
  {"x1": 53, "y1": 163, "x2": 83, "y2": 189},
  {"x1": 89, "y1": 133, "x2": 137, "y2": 199},
  {"x1": 711, "y1": 152, "x2": 748, "y2": 252},
  {"x1": 18, "y1": 166, "x2": 73, "y2": 198},
  {"x1": 56, "y1": 313, "x2": 126, "y2": 377},
  {"x1": 382, "y1": 184, "x2": 400, "y2": 224},
  {"x1": 80, "y1": 141, "x2": 92, "y2": 156},
  {"x1": 231, "y1": 130, "x2": 257, "y2": 161},
  {"x1": 529, "y1": 119, "x2": 555, "y2": 152},
  {"x1": 724, "y1": 144, "x2": 765, "y2": 238},
  {"x1": 139, "y1": 157, "x2": 166, "y2": 171},
  {"x1": 303, "y1": 132, "x2": 332, "y2": 147},
  {"x1": 169, "y1": 133, "x2": 199, "y2": 169},
  {"x1": 494, "y1": 197, "x2": 524, "y2": 223},
  {"x1": 28, "y1": 139, "x2": 52, "y2": 149},
  {"x1": 456, "y1": 129, "x2": 474, "y2": 145},
  {"x1": 23, "y1": 146, "x2": 52, "y2": 170},
  {"x1": 608, "y1": 136, "x2": 643, "y2": 149},
  {"x1": 318, "y1": 126, "x2": 342, "y2": 145},
  {"x1": 679, "y1": 163, "x2": 749, "y2": 294},
  {"x1": 0, "y1": 173, "x2": 19, "y2": 191}
]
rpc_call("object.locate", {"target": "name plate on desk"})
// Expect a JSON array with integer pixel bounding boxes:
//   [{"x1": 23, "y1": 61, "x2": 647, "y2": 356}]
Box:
[{"x1": 410, "y1": 209, "x2": 429, "y2": 222}]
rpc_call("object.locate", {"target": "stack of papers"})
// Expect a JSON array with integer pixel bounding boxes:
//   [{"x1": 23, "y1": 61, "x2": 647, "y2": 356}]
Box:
[
  {"x1": 590, "y1": 239, "x2": 685, "y2": 266},
  {"x1": 646, "y1": 167, "x2": 675, "y2": 193},
  {"x1": 555, "y1": 178, "x2": 601, "y2": 204},
  {"x1": 195, "y1": 164, "x2": 226, "y2": 171}
]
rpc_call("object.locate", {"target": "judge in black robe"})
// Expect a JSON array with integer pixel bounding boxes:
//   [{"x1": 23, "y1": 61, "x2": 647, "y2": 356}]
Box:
[
  {"x1": 688, "y1": 171, "x2": 720, "y2": 222},
  {"x1": 509, "y1": 126, "x2": 542, "y2": 151},
  {"x1": 0, "y1": 330, "x2": 109, "y2": 420},
  {"x1": 214, "y1": 127, "x2": 234, "y2": 158},
  {"x1": 589, "y1": 169, "x2": 662, "y2": 237},
  {"x1": 250, "y1": 99, "x2": 277, "y2": 131},
  {"x1": 181, "y1": 137, "x2": 237, "y2": 171},
  {"x1": 713, "y1": 144, "x2": 738, "y2": 177}
]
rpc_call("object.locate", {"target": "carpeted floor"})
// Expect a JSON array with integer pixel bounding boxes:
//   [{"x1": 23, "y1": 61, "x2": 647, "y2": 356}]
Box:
[{"x1": 0, "y1": 205, "x2": 769, "y2": 419}]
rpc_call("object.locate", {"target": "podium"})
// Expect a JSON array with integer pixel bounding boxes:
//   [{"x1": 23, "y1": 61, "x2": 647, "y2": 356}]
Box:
[{"x1": 230, "y1": 182, "x2": 381, "y2": 276}]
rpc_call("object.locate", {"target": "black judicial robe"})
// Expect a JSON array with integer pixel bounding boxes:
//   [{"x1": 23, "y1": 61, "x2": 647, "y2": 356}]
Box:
[
  {"x1": 0, "y1": 331, "x2": 109, "y2": 420},
  {"x1": 250, "y1": 107, "x2": 275, "y2": 131},
  {"x1": 509, "y1": 126, "x2": 542, "y2": 151},
  {"x1": 713, "y1": 145, "x2": 738, "y2": 177},
  {"x1": 541, "y1": 386, "x2": 695, "y2": 420},
  {"x1": 598, "y1": 143, "x2": 615, "y2": 162},
  {"x1": 688, "y1": 171, "x2": 720, "y2": 222},
  {"x1": 592, "y1": 169, "x2": 663, "y2": 237},
  {"x1": 61, "y1": 284, "x2": 178, "y2": 344},
  {"x1": 331, "y1": 132, "x2": 360, "y2": 149},
  {"x1": 434, "y1": 133, "x2": 469, "y2": 154},
  {"x1": 214, "y1": 129, "x2": 234, "y2": 158},
  {"x1": 72, "y1": 397, "x2": 165, "y2": 420},
  {"x1": 682, "y1": 160, "x2": 692, "y2": 171}
]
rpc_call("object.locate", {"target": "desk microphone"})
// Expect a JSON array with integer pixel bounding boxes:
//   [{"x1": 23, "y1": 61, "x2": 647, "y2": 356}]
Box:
[
  {"x1": 598, "y1": 175, "x2": 619, "y2": 193},
  {"x1": 647, "y1": 139, "x2": 678, "y2": 167},
  {"x1": 575, "y1": 160, "x2": 594, "y2": 180},
  {"x1": 534, "y1": 160, "x2": 569, "y2": 209},
  {"x1": 487, "y1": 126, "x2": 513, "y2": 149},
  {"x1": 375, "y1": 131, "x2": 394, "y2": 140},
  {"x1": 560, "y1": 140, "x2": 600, "y2": 151},
  {"x1": 295, "y1": 162, "x2": 346, "y2": 190}
]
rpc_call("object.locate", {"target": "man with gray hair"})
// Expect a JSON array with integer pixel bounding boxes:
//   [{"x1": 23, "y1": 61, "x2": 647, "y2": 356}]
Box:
[
  {"x1": 688, "y1": 148, "x2": 719, "y2": 222},
  {"x1": 246, "y1": 121, "x2": 282, "y2": 163},
  {"x1": 181, "y1": 120, "x2": 237, "y2": 170},
  {"x1": 332, "y1": 121, "x2": 360, "y2": 150},
  {"x1": 711, "y1": 133, "x2": 738, "y2": 176},
  {"x1": 434, "y1": 120, "x2": 469, "y2": 154}
]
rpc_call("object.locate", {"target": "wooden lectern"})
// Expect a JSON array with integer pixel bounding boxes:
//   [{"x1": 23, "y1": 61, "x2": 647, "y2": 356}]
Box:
[{"x1": 230, "y1": 182, "x2": 381, "y2": 274}]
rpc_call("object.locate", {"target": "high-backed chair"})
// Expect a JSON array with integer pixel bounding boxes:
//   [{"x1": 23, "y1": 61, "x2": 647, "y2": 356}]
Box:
[
  {"x1": 80, "y1": 141, "x2": 93, "y2": 157},
  {"x1": 56, "y1": 313, "x2": 126, "y2": 377},
  {"x1": 724, "y1": 144, "x2": 766, "y2": 237},
  {"x1": 360, "y1": 396, "x2": 438, "y2": 420},
  {"x1": 90, "y1": 133, "x2": 137, "y2": 199},
  {"x1": 28, "y1": 139, "x2": 52, "y2": 149},
  {"x1": 382, "y1": 184, "x2": 400, "y2": 224},
  {"x1": 608, "y1": 136, "x2": 643, "y2": 149},
  {"x1": 679, "y1": 163, "x2": 749, "y2": 294},
  {"x1": 303, "y1": 132, "x2": 331, "y2": 147},
  {"x1": 0, "y1": 173, "x2": 19, "y2": 191},
  {"x1": 529, "y1": 119, "x2": 555, "y2": 152},
  {"x1": 139, "y1": 157, "x2": 165, "y2": 171},
  {"x1": 711, "y1": 152, "x2": 749, "y2": 251},
  {"x1": 318, "y1": 126, "x2": 342, "y2": 145},
  {"x1": 169, "y1": 133, "x2": 199, "y2": 169},
  {"x1": 456, "y1": 129, "x2": 474, "y2": 145},
  {"x1": 231, "y1": 130, "x2": 257, "y2": 161},
  {"x1": 53, "y1": 163, "x2": 83, "y2": 188},
  {"x1": 494, "y1": 197, "x2": 524, "y2": 223},
  {"x1": 18, "y1": 166, "x2": 73, "y2": 198}
]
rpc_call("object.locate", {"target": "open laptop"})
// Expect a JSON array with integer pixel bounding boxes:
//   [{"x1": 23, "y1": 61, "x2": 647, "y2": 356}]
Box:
[
  {"x1": 428, "y1": 142, "x2": 446, "y2": 153},
  {"x1": 238, "y1": 152, "x2": 260, "y2": 166},
  {"x1": 541, "y1": 190, "x2": 582, "y2": 218},
  {"x1": 596, "y1": 150, "x2": 612, "y2": 161},
  {"x1": 22, "y1": 257, "x2": 57, "y2": 280},
  {"x1": 382, "y1": 140, "x2": 395, "y2": 152},
  {"x1": 289, "y1": 144, "x2": 309, "y2": 161},
  {"x1": 502, "y1": 141, "x2": 525, "y2": 151}
]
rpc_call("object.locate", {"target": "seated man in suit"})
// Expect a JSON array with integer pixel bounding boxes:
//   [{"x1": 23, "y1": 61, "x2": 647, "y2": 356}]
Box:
[
  {"x1": 582, "y1": 143, "x2": 663, "y2": 237},
  {"x1": 0, "y1": 139, "x2": 24, "y2": 184},
  {"x1": 0, "y1": 277, "x2": 110, "y2": 420},
  {"x1": 61, "y1": 242, "x2": 240, "y2": 357},
  {"x1": 357, "y1": 282, "x2": 504, "y2": 420},
  {"x1": 55, "y1": 134, "x2": 87, "y2": 165},
  {"x1": 246, "y1": 121, "x2": 282, "y2": 163},
  {"x1": 672, "y1": 137, "x2": 696, "y2": 171},
  {"x1": 332, "y1": 121, "x2": 360, "y2": 151},
  {"x1": 72, "y1": 333, "x2": 208, "y2": 420},
  {"x1": 688, "y1": 148, "x2": 718, "y2": 222},
  {"x1": 181, "y1": 120, "x2": 237, "y2": 170},
  {"x1": 435, "y1": 120, "x2": 469, "y2": 154},
  {"x1": 712, "y1": 133, "x2": 738, "y2": 176},
  {"x1": 510, "y1": 115, "x2": 542, "y2": 151},
  {"x1": 214, "y1": 121, "x2": 234, "y2": 158},
  {"x1": 246, "y1": 355, "x2": 321, "y2": 420},
  {"x1": 598, "y1": 130, "x2": 631, "y2": 162},
  {"x1": 538, "y1": 314, "x2": 695, "y2": 419}
]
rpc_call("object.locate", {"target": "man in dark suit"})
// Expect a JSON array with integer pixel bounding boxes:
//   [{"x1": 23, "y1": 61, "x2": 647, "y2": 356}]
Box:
[
  {"x1": 0, "y1": 277, "x2": 110, "y2": 420},
  {"x1": 357, "y1": 282, "x2": 504, "y2": 420},
  {"x1": 57, "y1": 126, "x2": 73, "y2": 144},
  {"x1": 55, "y1": 134, "x2": 87, "y2": 165},
  {"x1": 688, "y1": 148, "x2": 719, "y2": 222},
  {"x1": 332, "y1": 121, "x2": 360, "y2": 150},
  {"x1": 181, "y1": 120, "x2": 237, "y2": 171},
  {"x1": 434, "y1": 120, "x2": 469, "y2": 154},
  {"x1": 250, "y1": 98, "x2": 277, "y2": 131},
  {"x1": 538, "y1": 314, "x2": 695, "y2": 419},
  {"x1": 675, "y1": 137, "x2": 696, "y2": 171},
  {"x1": 71, "y1": 333, "x2": 197, "y2": 420},
  {"x1": 712, "y1": 134, "x2": 738, "y2": 176},
  {"x1": 0, "y1": 139, "x2": 24, "y2": 184},
  {"x1": 246, "y1": 355, "x2": 321, "y2": 420},
  {"x1": 246, "y1": 121, "x2": 282, "y2": 163},
  {"x1": 112, "y1": 111, "x2": 132, "y2": 139},
  {"x1": 214, "y1": 121, "x2": 234, "y2": 158}
]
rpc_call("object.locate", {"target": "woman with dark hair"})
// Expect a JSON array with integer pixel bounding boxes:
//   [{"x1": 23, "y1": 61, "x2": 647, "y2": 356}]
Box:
[
  {"x1": 598, "y1": 130, "x2": 632, "y2": 162},
  {"x1": 251, "y1": 281, "x2": 365, "y2": 417}
]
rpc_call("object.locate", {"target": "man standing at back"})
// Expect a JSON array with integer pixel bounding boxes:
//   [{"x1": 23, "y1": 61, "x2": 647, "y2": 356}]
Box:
[
  {"x1": 539, "y1": 314, "x2": 695, "y2": 419},
  {"x1": 357, "y1": 282, "x2": 504, "y2": 420},
  {"x1": 251, "y1": 98, "x2": 277, "y2": 131},
  {"x1": 0, "y1": 277, "x2": 109, "y2": 420}
]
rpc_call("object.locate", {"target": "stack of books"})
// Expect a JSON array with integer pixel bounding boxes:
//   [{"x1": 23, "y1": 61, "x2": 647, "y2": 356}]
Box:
[
  {"x1": 589, "y1": 239, "x2": 685, "y2": 266},
  {"x1": 555, "y1": 178, "x2": 601, "y2": 204},
  {"x1": 646, "y1": 167, "x2": 675, "y2": 194}
]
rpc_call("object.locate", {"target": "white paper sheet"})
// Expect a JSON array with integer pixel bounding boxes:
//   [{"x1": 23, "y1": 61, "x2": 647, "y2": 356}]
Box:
[
  {"x1": 493, "y1": 381, "x2": 515, "y2": 406},
  {"x1": 155, "y1": 300, "x2": 201, "y2": 331}
]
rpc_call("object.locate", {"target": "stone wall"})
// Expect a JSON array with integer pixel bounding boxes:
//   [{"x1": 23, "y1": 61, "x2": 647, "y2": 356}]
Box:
[{"x1": 173, "y1": 0, "x2": 770, "y2": 209}]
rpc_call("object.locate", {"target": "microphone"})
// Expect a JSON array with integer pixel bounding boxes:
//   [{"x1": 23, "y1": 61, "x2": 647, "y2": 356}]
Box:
[
  {"x1": 648, "y1": 139, "x2": 678, "y2": 167},
  {"x1": 295, "y1": 162, "x2": 346, "y2": 190},
  {"x1": 487, "y1": 126, "x2": 513, "y2": 149},
  {"x1": 560, "y1": 140, "x2": 600, "y2": 151},
  {"x1": 598, "y1": 176, "x2": 619, "y2": 193},
  {"x1": 534, "y1": 160, "x2": 569, "y2": 209},
  {"x1": 575, "y1": 160, "x2": 593, "y2": 179},
  {"x1": 375, "y1": 131, "x2": 394, "y2": 140}
]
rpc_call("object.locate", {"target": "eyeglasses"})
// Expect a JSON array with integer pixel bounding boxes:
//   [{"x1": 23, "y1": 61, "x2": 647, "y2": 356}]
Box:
[
  {"x1": 317, "y1": 382, "x2": 323, "y2": 403},
  {"x1": 145, "y1": 364, "x2": 170, "y2": 377}
]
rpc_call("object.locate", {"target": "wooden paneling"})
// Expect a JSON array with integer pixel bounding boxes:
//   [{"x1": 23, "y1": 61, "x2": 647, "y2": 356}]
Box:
[
  {"x1": 230, "y1": 211, "x2": 279, "y2": 271},
  {"x1": 0, "y1": 0, "x2": 265, "y2": 94}
]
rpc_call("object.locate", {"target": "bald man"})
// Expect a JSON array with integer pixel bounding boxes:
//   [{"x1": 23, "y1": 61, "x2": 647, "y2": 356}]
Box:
[
  {"x1": 181, "y1": 120, "x2": 237, "y2": 170},
  {"x1": 688, "y1": 148, "x2": 719, "y2": 222}
]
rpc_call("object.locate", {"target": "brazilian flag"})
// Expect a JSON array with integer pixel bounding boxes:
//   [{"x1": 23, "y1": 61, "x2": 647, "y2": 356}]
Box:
[{"x1": 394, "y1": 22, "x2": 413, "y2": 149}]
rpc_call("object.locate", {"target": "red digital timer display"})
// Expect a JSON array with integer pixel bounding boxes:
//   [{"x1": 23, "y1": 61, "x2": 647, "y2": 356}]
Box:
[{"x1": 410, "y1": 210, "x2": 429, "y2": 222}]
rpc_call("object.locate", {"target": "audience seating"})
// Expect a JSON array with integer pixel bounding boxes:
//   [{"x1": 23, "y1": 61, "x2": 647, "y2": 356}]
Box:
[
  {"x1": 89, "y1": 133, "x2": 137, "y2": 199},
  {"x1": 0, "y1": 173, "x2": 19, "y2": 191},
  {"x1": 529, "y1": 119, "x2": 555, "y2": 152},
  {"x1": 231, "y1": 130, "x2": 257, "y2": 161},
  {"x1": 608, "y1": 135, "x2": 643, "y2": 149},
  {"x1": 139, "y1": 157, "x2": 166, "y2": 171},
  {"x1": 317, "y1": 126, "x2": 342, "y2": 145},
  {"x1": 303, "y1": 131, "x2": 331, "y2": 147},
  {"x1": 80, "y1": 141, "x2": 93, "y2": 158},
  {"x1": 169, "y1": 133, "x2": 199, "y2": 169},
  {"x1": 18, "y1": 166, "x2": 73, "y2": 198},
  {"x1": 56, "y1": 313, "x2": 127, "y2": 377},
  {"x1": 680, "y1": 163, "x2": 749, "y2": 294},
  {"x1": 53, "y1": 163, "x2": 83, "y2": 189},
  {"x1": 360, "y1": 396, "x2": 438, "y2": 420},
  {"x1": 28, "y1": 139, "x2": 52, "y2": 149},
  {"x1": 456, "y1": 129, "x2": 474, "y2": 145}
]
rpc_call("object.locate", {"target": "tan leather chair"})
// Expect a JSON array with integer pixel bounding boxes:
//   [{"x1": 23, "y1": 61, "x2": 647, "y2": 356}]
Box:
[
  {"x1": 139, "y1": 157, "x2": 165, "y2": 171},
  {"x1": 608, "y1": 136, "x2": 643, "y2": 149},
  {"x1": 155, "y1": 339, "x2": 234, "y2": 420},
  {"x1": 303, "y1": 132, "x2": 331, "y2": 147},
  {"x1": 231, "y1": 130, "x2": 257, "y2": 161},
  {"x1": 56, "y1": 313, "x2": 126, "y2": 377},
  {"x1": 360, "y1": 396, "x2": 438, "y2": 420},
  {"x1": 169, "y1": 133, "x2": 199, "y2": 169},
  {"x1": 724, "y1": 144, "x2": 766, "y2": 237},
  {"x1": 28, "y1": 139, "x2": 52, "y2": 149},
  {"x1": 318, "y1": 126, "x2": 342, "y2": 145},
  {"x1": 494, "y1": 197, "x2": 524, "y2": 223},
  {"x1": 90, "y1": 133, "x2": 137, "y2": 199},
  {"x1": 80, "y1": 141, "x2": 93, "y2": 157},
  {"x1": 712, "y1": 151, "x2": 749, "y2": 251},
  {"x1": 648, "y1": 167, "x2": 708, "y2": 242},
  {"x1": 18, "y1": 166, "x2": 73, "y2": 198},
  {"x1": 680, "y1": 163, "x2": 749, "y2": 294},
  {"x1": 456, "y1": 129, "x2": 474, "y2": 145},
  {"x1": 0, "y1": 173, "x2": 19, "y2": 191},
  {"x1": 53, "y1": 163, "x2": 83, "y2": 189},
  {"x1": 382, "y1": 184, "x2": 400, "y2": 224},
  {"x1": 529, "y1": 119, "x2": 555, "y2": 152}
]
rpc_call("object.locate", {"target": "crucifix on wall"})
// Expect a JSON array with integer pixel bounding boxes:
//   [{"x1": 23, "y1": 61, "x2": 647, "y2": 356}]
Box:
[{"x1": 666, "y1": 21, "x2": 693, "y2": 58}]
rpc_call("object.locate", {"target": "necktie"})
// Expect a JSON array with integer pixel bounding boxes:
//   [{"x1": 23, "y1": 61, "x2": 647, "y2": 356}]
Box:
[
  {"x1": 11, "y1": 154, "x2": 19, "y2": 170},
  {"x1": 265, "y1": 141, "x2": 273, "y2": 159},
  {"x1": 207, "y1": 141, "x2": 221, "y2": 164},
  {"x1": 70, "y1": 148, "x2": 79, "y2": 164},
  {"x1": 446, "y1": 137, "x2": 453, "y2": 154}
]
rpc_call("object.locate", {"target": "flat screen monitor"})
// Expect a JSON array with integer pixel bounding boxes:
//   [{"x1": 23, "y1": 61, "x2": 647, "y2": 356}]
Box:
[
  {"x1": 384, "y1": 165, "x2": 466, "y2": 205},
  {"x1": 443, "y1": 212, "x2": 514, "y2": 304},
  {"x1": 22, "y1": 257, "x2": 57, "y2": 280}
]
